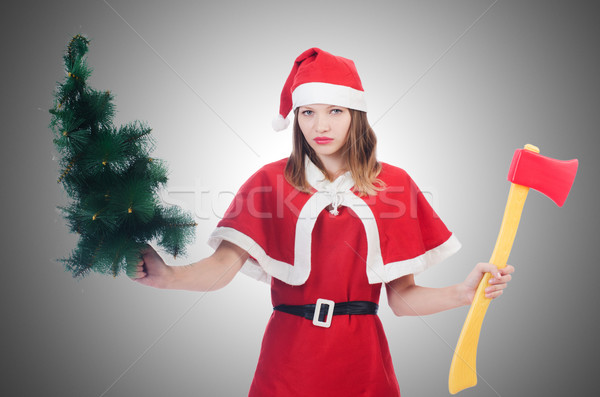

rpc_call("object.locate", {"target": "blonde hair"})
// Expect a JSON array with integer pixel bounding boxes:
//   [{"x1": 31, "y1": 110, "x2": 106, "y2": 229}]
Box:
[{"x1": 284, "y1": 108, "x2": 385, "y2": 196}]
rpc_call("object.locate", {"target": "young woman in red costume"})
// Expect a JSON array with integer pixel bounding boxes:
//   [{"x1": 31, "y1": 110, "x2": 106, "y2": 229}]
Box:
[{"x1": 130, "y1": 48, "x2": 514, "y2": 396}]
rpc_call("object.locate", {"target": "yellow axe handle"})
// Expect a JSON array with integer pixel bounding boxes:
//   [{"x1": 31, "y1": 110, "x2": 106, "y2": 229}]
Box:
[{"x1": 448, "y1": 144, "x2": 539, "y2": 394}]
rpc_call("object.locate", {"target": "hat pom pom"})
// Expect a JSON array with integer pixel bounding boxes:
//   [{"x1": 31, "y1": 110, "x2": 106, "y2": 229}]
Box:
[{"x1": 272, "y1": 114, "x2": 290, "y2": 132}]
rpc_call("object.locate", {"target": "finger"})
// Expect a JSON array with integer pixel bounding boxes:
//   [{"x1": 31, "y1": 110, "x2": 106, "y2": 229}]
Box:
[
  {"x1": 477, "y1": 262, "x2": 502, "y2": 278},
  {"x1": 485, "y1": 289, "x2": 504, "y2": 299},
  {"x1": 501, "y1": 265, "x2": 515, "y2": 275},
  {"x1": 488, "y1": 274, "x2": 512, "y2": 284},
  {"x1": 130, "y1": 270, "x2": 146, "y2": 279},
  {"x1": 485, "y1": 282, "x2": 506, "y2": 298},
  {"x1": 486, "y1": 282, "x2": 507, "y2": 292}
]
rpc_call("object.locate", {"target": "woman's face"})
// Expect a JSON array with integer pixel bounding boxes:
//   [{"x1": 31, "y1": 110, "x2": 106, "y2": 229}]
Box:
[{"x1": 297, "y1": 104, "x2": 351, "y2": 163}]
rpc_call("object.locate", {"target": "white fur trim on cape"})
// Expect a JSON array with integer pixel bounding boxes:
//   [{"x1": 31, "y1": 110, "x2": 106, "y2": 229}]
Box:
[
  {"x1": 369, "y1": 233, "x2": 462, "y2": 283},
  {"x1": 208, "y1": 226, "x2": 287, "y2": 284},
  {"x1": 292, "y1": 82, "x2": 367, "y2": 112},
  {"x1": 208, "y1": 158, "x2": 460, "y2": 285}
]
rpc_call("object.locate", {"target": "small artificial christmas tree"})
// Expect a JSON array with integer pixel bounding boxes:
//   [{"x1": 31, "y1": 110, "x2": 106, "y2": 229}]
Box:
[{"x1": 49, "y1": 34, "x2": 196, "y2": 278}]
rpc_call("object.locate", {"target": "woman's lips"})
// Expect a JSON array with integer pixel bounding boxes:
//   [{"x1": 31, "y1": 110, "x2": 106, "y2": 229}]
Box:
[{"x1": 314, "y1": 137, "x2": 333, "y2": 144}]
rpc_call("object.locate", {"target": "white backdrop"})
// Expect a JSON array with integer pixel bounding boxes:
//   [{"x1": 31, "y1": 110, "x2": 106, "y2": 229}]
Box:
[{"x1": 1, "y1": 1, "x2": 597, "y2": 396}]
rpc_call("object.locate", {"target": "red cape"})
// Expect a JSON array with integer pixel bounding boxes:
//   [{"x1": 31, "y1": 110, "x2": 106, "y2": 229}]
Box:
[{"x1": 208, "y1": 157, "x2": 460, "y2": 285}]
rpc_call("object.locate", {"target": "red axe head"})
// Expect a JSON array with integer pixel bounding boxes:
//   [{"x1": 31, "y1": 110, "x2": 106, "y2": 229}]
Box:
[{"x1": 507, "y1": 145, "x2": 579, "y2": 207}]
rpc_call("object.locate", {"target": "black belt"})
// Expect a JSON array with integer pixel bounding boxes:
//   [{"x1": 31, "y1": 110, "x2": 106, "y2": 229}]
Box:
[{"x1": 273, "y1": 299, "x2": 378, "y2": 328}]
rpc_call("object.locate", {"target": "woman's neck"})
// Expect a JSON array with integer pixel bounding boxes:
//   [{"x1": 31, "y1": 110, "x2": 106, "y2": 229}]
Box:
[{"x1": 318, "y1": 154, "x2": 348, "y2": 179}]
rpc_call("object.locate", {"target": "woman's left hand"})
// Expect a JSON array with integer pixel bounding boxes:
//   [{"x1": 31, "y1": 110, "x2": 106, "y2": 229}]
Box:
[{"x1": 460, "y1": 262, "x2": 515, "y2": 305}]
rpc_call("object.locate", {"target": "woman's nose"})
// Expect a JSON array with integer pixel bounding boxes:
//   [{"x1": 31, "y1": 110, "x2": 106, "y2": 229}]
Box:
[{"x1": 315, "y1": 114, "x2": 330, "y2": 132}]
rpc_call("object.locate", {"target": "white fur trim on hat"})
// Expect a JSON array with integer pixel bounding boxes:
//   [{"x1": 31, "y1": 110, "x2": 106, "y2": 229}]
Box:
[{"x1": 292, "y1": 82, "x2": 367, "y2": 112}]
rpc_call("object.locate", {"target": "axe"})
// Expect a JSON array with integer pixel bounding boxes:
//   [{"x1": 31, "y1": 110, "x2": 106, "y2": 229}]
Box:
[{"x1": 448, "y1": 144, "x2": 578, "y2": 394}]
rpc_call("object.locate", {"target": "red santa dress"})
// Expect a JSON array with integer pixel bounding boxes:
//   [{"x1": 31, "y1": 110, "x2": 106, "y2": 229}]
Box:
[{"x1": 208, "y1": 157, "x2": 461, "y2": 397}]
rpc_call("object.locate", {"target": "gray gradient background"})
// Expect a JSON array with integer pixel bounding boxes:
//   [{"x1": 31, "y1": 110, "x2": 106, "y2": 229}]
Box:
[{"x1": 2, "y1": 0, "x2": 598, "y2": 396}]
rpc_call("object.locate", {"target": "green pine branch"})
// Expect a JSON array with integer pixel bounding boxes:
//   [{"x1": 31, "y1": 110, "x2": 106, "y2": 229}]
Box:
[{"x1": 50, "y1": 34, "x2": 196, "y2": 279}]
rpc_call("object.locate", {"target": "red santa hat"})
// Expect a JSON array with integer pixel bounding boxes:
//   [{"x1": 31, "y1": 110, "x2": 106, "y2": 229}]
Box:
[{"x1": 272, "y1": 48, "x2": 367, "y2": 131}]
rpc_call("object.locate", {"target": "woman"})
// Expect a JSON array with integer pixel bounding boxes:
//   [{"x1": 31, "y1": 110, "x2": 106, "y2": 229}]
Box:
[{"x1": 131, "y1": 48, "x2": 514, "y2": 396}]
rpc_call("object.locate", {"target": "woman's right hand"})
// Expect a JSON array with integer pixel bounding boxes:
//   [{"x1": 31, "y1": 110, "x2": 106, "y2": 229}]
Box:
[{"x1": 129, "y1": 244, "x2": 174, "y2": 289}]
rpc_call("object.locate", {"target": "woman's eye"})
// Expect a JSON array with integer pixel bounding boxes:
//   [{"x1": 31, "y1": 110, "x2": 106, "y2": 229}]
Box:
[
  {"x1": 301, "y1": 110, "x2": 313, "y2": 116},
  {"x1": 331, "y1": 108, "x2": 343, "y2": 114}
]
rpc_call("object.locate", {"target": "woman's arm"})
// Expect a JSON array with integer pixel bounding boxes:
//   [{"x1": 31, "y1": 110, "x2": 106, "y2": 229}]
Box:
[
  {"x1": 385, "y1": 263, "x2": 514, "y2": 316},
  {"x1": 130, "y1": 240, "x2": 249, "y2": 292}
]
